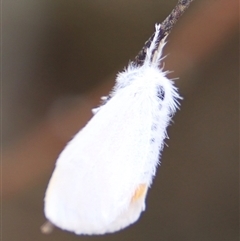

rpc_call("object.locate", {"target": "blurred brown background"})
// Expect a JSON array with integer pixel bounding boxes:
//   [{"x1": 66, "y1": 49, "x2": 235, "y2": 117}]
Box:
[{"x1": 2, "y1": 0, "x2": 239, "y2": 241}]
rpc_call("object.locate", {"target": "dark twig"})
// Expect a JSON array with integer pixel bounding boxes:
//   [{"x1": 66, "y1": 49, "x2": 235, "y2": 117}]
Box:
[{"x1": 134, "y1": 0, "x2": 194, "y2": 66}]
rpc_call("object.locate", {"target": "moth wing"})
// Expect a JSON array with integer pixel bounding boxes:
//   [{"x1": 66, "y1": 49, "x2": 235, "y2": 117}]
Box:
[{"x1": 44, "y1": 88, "x2": 157, "y2": 235}]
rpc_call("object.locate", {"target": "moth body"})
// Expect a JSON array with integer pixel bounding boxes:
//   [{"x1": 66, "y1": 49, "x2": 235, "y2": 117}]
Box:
[{"x1": 44, "y1": 24, "x2": 180, "y2": 235}]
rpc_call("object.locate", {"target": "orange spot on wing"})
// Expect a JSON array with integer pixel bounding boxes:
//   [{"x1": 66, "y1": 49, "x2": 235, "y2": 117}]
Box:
[{"x1": 131, "y1": 184, "x2": 147, "y2": 203}]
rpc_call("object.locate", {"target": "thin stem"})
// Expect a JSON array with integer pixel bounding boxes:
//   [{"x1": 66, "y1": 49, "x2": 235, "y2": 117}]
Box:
[
  {"x1": 135, "y1": 0, "x2": 194, "y2": 66},
  {"x1": 161, "y1": 0, "x2": 194, "y2": 36}
]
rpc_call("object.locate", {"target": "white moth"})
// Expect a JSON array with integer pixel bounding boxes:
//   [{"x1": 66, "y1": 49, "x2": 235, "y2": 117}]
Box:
[{"x1": 43, "y1": 24, "x2": 180, "y2": 235}]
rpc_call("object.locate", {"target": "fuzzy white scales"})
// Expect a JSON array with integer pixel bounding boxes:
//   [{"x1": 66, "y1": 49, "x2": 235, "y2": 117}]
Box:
[{"x1": 43, "y1": 24, "x2": 181, "y2": 235}]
